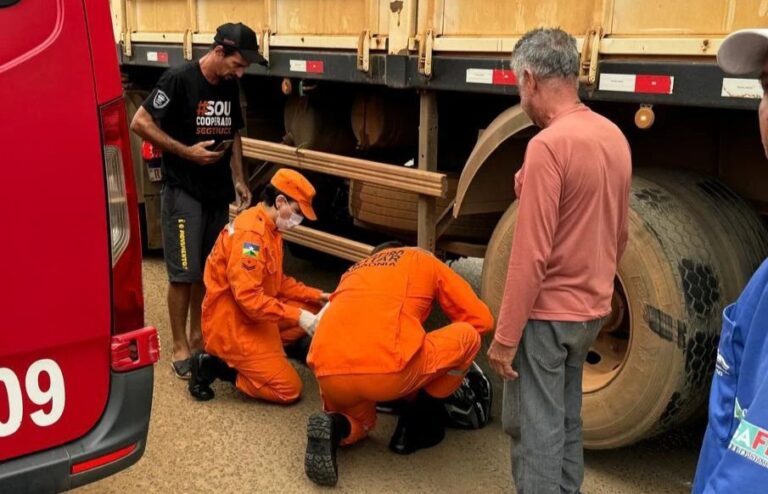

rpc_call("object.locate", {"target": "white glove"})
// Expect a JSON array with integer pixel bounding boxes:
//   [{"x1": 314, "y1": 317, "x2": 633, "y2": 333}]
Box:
[{"x1": 298, "y1": 309, "x2": 319, "y2": 336}]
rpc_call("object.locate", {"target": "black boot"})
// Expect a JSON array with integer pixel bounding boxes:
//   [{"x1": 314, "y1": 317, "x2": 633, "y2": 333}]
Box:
[
  {"x1": 188, "y1": 351, "x2": 234, "y2": 401},
  {"x1": 305, "y1": 412, "x2": 350, "y2": 486},
  {"x1": 388, "y1": 391, "x2": 446, "y2": 455},
  {"x1": 211, "y1": 355, "x2": 237, "y2": 384},
  {"x1": 285, "y1": 335, "x2": 312, "y2": 364}
]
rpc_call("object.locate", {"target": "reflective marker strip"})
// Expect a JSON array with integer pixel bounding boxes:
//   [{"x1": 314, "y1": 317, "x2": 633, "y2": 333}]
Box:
[
  {"x1": 722, "y1": 78, "x2": 762, "y2": 99},
  {"x1": 146, "y1": 52, "x2": 168, "y2": 63},
  {"x1": 290, "y1": 60, "x2": 324, "y2": 74},
  {"x1": 466, "y1": 69, "x2": 517, "y2": 86},
  {"x1": 599, "y1": 73, "x2": 674, "y2": 95}
]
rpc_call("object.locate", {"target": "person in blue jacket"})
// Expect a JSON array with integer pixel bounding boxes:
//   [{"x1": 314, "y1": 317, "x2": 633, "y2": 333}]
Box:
[{"x1": 693, "y1": 29, "x2": 768, "y2": 494}]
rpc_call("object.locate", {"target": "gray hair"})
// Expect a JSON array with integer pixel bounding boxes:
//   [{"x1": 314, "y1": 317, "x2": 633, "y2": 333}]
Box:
[{"x1": 510, "y1": 28, "x2": 579, "y2": 81}]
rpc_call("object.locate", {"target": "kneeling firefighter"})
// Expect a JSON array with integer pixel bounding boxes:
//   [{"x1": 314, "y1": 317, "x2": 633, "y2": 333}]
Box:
[
  {"x1": 304, "y1": 243, "x2": 495, "y2": 486},
  {"x1": 188, "y1": 169, "x2": 329, "y2": 403}
]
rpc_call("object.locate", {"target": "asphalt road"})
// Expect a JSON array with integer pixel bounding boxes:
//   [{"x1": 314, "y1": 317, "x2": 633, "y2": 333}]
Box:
[{"x1": 76, "y1": 251, "x2": 701, "y2": 493}]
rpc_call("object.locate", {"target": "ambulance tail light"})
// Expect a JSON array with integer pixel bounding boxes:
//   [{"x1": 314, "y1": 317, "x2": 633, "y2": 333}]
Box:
[{"x1": 100, "y1": 99, "x2": 146, "y2": 336}]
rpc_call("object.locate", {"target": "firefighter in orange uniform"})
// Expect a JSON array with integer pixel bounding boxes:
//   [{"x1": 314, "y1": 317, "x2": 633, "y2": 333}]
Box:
[
  {"x1": 304, "y1": 243, "x2": 494, "y2": 486},
  {"x1": 188, "y1": 169, "x2": 329, "y2": 403}
]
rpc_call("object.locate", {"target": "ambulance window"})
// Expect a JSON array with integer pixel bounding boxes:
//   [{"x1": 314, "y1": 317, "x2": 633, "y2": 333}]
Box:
[{"x1": 0, "y1": 0, "x2": 22, "y2": 7}]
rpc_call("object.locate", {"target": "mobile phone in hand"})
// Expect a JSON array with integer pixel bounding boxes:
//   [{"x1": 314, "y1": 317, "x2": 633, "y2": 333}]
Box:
[{"x1": 210, "y1": 139, "x2": 234, "y2": 152}]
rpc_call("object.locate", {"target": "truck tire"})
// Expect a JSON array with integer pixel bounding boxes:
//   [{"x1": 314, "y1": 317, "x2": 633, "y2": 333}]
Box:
[
  {"x1": 349, "y1": 178, "x2": 499, "y2": 240},
  {"x1": 480, "y1": 173, "x2": 762, "y2": 448},
  {"x1": 639, "y1": 168, "x2": 768, "y2": 289}
]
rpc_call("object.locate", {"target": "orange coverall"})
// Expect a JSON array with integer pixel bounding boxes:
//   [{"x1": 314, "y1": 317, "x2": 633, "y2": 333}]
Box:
[
  {"x1": 202, "y1": 205, "x2": 323, "y2": 403},
  {"x1": 307, "y1": 247, "x2": 494, "y2": 444}
]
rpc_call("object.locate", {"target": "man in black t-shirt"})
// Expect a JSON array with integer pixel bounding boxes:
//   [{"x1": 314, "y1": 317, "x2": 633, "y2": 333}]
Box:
[{"x1": 130, "y1": 22, "x2": 267, "y2": 379}]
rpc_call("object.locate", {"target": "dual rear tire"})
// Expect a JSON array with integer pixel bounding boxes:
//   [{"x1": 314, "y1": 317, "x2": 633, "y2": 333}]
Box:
[{"x1": 481, "y1": 170, "x2": 767, "y2": 448}]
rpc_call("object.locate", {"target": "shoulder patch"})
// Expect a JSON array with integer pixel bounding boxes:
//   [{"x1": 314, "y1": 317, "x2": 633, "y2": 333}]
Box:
[
  {"x1": 153, "y1": 90, "x2": 170, "y2": 109},
  {"x1": 242, "y1": 242, "x2": 260, "y2": 258}
]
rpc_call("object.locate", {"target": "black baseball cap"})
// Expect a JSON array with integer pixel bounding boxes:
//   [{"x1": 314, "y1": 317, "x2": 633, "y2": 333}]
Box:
[{"x1": 214, "y1": 22, "x2": 268, "y2": 66}]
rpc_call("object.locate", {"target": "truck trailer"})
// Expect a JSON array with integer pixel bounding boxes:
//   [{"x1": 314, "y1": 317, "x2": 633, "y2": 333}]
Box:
[{"x1": 110, "y1": 0, "x2": 768, "y2": 449}]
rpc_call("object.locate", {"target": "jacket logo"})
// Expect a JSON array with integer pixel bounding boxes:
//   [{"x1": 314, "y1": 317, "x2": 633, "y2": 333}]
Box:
[
  {"x1": 153, "y1": 90, "x2": 170, "y2": 109},
  {"x1": 716, "y1": 352, "x2": 731, "y2": 376},
  {"x1": 729, "y1": 419, "x2": 768, "y2": 469}
]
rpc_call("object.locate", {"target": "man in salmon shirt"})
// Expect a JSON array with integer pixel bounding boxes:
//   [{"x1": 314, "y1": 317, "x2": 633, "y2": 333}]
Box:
[
  {"x1": 187, "y1": 168, "x2": 329, "y2": 403},
  {"x1": 303, "y1": 243, "x2": 495, "y2": 486},
  {"x1": 486, "y1": 28, "x2": 631, "y2": 494}
]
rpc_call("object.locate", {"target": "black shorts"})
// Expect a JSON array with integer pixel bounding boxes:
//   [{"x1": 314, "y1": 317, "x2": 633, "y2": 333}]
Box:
[{"x1": 161, "y1": 185, "x2": 229, "y2": 283}]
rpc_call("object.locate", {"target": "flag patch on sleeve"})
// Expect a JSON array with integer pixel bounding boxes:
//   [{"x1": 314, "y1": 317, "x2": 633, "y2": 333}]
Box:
[{"x1": 242, "y1": 242, "x2": 260, "y2": 258}]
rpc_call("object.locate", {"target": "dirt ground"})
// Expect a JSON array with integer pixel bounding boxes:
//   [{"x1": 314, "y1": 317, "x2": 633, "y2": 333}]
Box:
[{"x1": 76, "y1": 253, "x2": 701, "y2": 493}]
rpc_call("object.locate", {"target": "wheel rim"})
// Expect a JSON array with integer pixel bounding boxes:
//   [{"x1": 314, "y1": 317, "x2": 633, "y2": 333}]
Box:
[{"x1": 583, "y1": 276, "x2": 630, "y2": 393}]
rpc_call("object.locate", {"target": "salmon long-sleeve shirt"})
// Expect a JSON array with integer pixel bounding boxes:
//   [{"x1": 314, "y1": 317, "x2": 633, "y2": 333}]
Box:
[
  {"x1": 494, "y1": 104, "x2": 632, "y2": 347},
  {"x1": 202, "y1": 205, "x2": 323, "y2": 359},
  {"x1": 308, "y1": 247, "x2": 494, "y2": 376}
]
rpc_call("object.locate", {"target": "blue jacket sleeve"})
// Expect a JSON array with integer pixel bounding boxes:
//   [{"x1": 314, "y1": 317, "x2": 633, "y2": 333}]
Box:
[{"x1": 693, "y1": 260, "x2": 768, "y2": 494}]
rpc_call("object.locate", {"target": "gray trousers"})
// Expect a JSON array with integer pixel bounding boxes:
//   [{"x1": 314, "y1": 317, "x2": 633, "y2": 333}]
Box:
[{"x1": 502, "y1": 319, "x2": 603, "y2": 494}]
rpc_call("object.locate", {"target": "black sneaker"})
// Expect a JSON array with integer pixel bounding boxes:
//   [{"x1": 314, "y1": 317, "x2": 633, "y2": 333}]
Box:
[
  {"x1": 305, "y1": 413, "x2": 349, "y2": 486},
  {"x1": 188, "y1": 351, "x2": 215, "y2": 401}
]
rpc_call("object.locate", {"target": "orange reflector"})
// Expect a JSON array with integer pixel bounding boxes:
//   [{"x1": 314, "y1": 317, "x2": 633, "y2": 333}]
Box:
[{"x1": 71, "y1": 444, "x2": 137, "y2": 474}]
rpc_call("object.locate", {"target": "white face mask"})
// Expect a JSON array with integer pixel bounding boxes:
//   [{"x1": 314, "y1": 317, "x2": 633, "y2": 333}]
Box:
[{"x1": 276, "y1": 212, "x2": 303, "y2": 231}]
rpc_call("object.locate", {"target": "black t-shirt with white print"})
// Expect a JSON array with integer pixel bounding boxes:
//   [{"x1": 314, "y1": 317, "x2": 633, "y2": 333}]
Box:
[{"x1": 142, "y1": 61, "x2": 244, "y2": 205}]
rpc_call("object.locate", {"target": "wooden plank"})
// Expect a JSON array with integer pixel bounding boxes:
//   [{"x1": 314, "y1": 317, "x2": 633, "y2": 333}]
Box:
[
  {"x1": 610, "y1": 0, "x2": 763, "y2": 36},
  {"x1": 600, "y1": 37, "x2": 723, "y2": 56},
  {"x1": 130, "y1": 32, "x2": 185, "y2": 43},
  {"x1": 189, "y1": 33, "x2": 387, "y2": 51},
  {"x1": 241, "y1": 138, "x2": 448, "y2": 198},
  {"x1": 417, "y1": 91, "x2": 438, "y2": 252},
  {"x1": 282, "y1": 226, "x2": 374, "y2": 262},
  {"x1": 429, "y1": 36, "x2": 587, "y2": 53},
  {"x1": 196, "y1": 0, "x2": 266, "y2": 33},
  {"x1": 437, "y1": 240, "x2": 487, "y2": 258},
  {"x1": 134, "y1": 0, "x2": 188, "y2": 32},
  {"x1": 228, "y1": 208, "x2": 373, "y2": 262},
  {"x1": 439, "y1": 0, "x2": 598, "y2": 37},
  {"x1": 275, "y1": 0, "x2": 372, "y2": 36},
  {"x1": 269, "y1": 35, "x2": 384, "y2": 50},
  {"x1": 192, "y1": 33, "x2": 215, "y2": 44}
]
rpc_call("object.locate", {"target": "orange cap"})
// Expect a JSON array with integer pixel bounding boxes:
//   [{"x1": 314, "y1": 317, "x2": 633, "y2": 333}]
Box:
[{"x1": 270, "y1": 168, "x2": 317, "y2": 221}]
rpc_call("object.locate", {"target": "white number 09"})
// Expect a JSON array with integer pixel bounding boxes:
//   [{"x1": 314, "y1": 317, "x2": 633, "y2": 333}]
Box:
[{"x1": 0, "y1": 359, "x2": 66, "y2": 437}]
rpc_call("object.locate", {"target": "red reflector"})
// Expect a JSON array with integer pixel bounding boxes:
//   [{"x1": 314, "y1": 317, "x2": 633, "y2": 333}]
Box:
[
  {"x1": 635, "y1": 75, "x2": 673, "y2": 94},
  {"x1": 111, "y1": 326, "x2": 160, "y2": 371},
  {"x1": 492, "y1": 69, "x2": 517, "y2": 86},
  {"x1": 141, "y1": 140, "x2": 162, "y2": 160},
  {"x1": 307, "y1": 61, "x2": 324, "y2": 73},
  {"x1": 71, "y1": 444, "x2": 137, "y2": 474}
]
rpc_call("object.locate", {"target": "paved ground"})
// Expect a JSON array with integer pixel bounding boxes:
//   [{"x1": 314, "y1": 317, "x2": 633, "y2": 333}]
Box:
[{"x1": 77, "y1": 252, "x2": 701, "y2": 493}]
